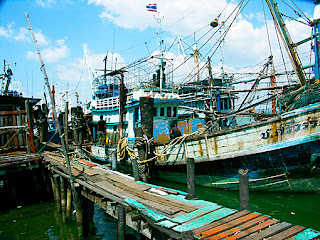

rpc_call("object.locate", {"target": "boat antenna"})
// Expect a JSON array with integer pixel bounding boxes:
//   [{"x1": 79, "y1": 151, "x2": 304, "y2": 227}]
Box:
[{"x1": 25, "y1": 13, "x2": 76, "y2": 194}]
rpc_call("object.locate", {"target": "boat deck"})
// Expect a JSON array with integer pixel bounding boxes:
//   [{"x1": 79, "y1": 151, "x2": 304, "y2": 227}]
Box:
[{"x1": 43, "y1": 150, "x2": 320, "y2": 239}]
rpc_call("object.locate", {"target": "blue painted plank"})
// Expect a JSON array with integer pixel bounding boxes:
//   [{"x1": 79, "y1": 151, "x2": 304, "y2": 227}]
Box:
[
  {"x1": 171, "y1": 205, "x2": 222, "y2": 224},
  {"x1": 172, "y1": 207, "x2": 237, "y2": 233},
  {"x1": 156, "y1": 220, "x2": 178, "y2": 228},
  {"x1": 288, "y1": 228, "x2": 320, "y2": 240},
  {"x1": 125, "y1": 199, "x2": 168, "y2": 222},
  {"x1": 166, "y1": 194, "x2": 217, "y2": 207}
]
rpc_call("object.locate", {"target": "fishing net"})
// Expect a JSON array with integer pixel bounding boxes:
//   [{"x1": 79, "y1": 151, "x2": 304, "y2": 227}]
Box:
[{"x1": 278, "y1": 83, "x2": 320, "y2": 112}]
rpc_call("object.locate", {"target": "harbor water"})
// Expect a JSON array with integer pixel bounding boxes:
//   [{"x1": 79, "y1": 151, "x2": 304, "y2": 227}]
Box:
[{"x1": 0, "y1": 178, "x2": 319, "y2": 239}]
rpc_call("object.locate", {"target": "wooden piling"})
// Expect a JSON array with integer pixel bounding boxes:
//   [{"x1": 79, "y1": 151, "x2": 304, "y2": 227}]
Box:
[
  {"x1": 25, "y1": 99, "x2": 36, "y2": 153},
  {"x1": 139, "y1": 97, "x2": 155, "y2": 183},
  {"x1": 60, "y1": 176, "x2": 67, "y2": 222},
  {"x1": 239, "y1": 169, "x2": 250, "y2": 210},
  {"x1": 66, "y1": 186, "x2": 72, "y2": 222},
  {"x1": 74, "y1": 185, "x2": 84, "y2": 238},
  {"x1": 118, "y1": 204, "x2": 126, "y2": 240},
  {"x1": 64, "y1": 102, "x2": 69, "y2": 152},
  {"x1": 53, "y1": 174, "x2": 61, "y2": 213},
  {"x1": 187, "y1": 157, "x2": 196, "y2": 200}
]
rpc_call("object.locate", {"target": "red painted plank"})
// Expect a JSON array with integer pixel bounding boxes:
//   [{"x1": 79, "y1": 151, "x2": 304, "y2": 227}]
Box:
[
  {"x1": 222, "y1": 218, "x2": 279, "y2": 240},
  {"x1": 207, "y1": 216, "x2": 274, "y2": 240},
  {"x1": 192, "y1": 210, "x2": 250, "y2": 236},
  {"x1": 267, "y1": 225, "x2": 305, "y2": 240},
  {"x1": 195, "y1": 212, "x2": 260, "y2": 238}
]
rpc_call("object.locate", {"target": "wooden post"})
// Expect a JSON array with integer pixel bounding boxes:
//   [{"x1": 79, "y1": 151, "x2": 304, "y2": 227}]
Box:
[
  {"x1": 74, "y1": 185, "x2": 84, "y2": 238},
  {"x1": 16, "y1": 110, "x2": 24, "y2": 146},
  {"x1": 119, "y1": 72, "x2": 125, "y2": 139},
  {"x1": 77, "y1": 106, "x2": 84, "y2": 146},
  {"x1": 239, "y1": 169, "x2": 250, "y2": 210},
  {"x1": 139, "y1": 97, "x2": 155, "y2": 183},
  {"x1": 53, "y1": 174, "x2": 61, "y2": 213},
  {"x1": 60, "y1": 176, "x2": 67, "y2": 222},
  {"x1": 187, "y1": 157, "x2": 196, "y2": 200},
  {"x1": 118, "y1": 204, "x2": 125, "y2": 240},
  {"x1": 66, "y1": 186, "x2": 72, "y2": 222},
  {"x1": 111, "y1": 149, "x2": 117, "y2": 171},
  {"x1": 25, "y1": 99, "x2": 36, "y2": 153},
  {"x1": 71, "y1": 107, "x2": 79, "y2": 145},
  {"x1": 0, "y1": 116, "x2": 4, "y2": 146},
  {"x1": 64, "y1": 102, "x2": 69, "y2": 152}
]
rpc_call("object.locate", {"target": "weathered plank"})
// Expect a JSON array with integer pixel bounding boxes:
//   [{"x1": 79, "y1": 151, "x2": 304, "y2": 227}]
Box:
[
  {"x1": 287, "y1": 228, "x2": 320, "y2": 240},
  {"x1": 222, "y1": 218, "x2": 279, "y2": 240},
  {"x1": 208, "y1": 216, "x2": 274, "y2": 240},
  {"x1": 94, "y1": 181, "x2": 181, "y2": 215},
  {"x1": 196, "y1": 212, "x2": 261, "y2": 238},
  {"x1": 192, "y1": 210, "x2": 250, "y2": 236},
  {"x1": 242, "y1": 222, "x2": 292, "y2": 240},
  {"x1": 267, "y1": 225, "x2": 305, "y2": 240},
  {"x1": 172, "y1": 208, "x2": 237, "y2": 233}
]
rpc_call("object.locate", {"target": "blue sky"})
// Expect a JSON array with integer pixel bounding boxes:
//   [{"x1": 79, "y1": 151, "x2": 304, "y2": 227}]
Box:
[{"x1": 0, "y1": 0, "x2": 317, "y2": 106}]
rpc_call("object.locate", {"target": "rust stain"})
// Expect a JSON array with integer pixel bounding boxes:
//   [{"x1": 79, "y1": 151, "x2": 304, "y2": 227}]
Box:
[
  {"x1": 213, "y1": 136, "x2": 218, "y2": 154},
  {"x1": 198, "y1": 139, "x2": 204, "y2": 157}
]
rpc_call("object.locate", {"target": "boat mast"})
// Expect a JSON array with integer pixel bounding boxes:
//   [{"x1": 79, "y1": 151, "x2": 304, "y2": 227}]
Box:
[
  {"x1": 265, "y1": 0, "x2": 307, "y2": 86},
  {"x1": 311, "y1": 19, "x2": 320, "y2": 81},
  {"x1": 25, "y1": 13, "x2": 76, "y2": 192}
]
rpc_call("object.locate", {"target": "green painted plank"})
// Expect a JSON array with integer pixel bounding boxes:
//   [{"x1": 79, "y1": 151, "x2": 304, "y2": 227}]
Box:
[
  {"x1": 156, "y1": 220, "x2": 178, "y2": 228},
  {"x1": 125, "y1": 199, "x2": 168, "y2": 222},
  {"x1": 172, "y1": 207, "x2": 237, "y2": 233},
  {"x1": 171, "y1": 205, "x2": 222, "y2": 224},
  {"x1": 166, "y1": 194, "x2": 217, "y2": 207},
  {"x1": 288, "y1": 228, "x2": 320, "y2": 240}
]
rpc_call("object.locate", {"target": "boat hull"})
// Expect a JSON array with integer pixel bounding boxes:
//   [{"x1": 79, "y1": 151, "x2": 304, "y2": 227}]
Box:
[{"x1": 152, "y1": 102, "x2": 320, "y2": 192}]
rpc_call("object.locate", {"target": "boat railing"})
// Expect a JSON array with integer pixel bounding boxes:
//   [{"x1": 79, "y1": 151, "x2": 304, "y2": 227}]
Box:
[{"x1": 95, "y1": 96, "x2": 119, "y2": 110}]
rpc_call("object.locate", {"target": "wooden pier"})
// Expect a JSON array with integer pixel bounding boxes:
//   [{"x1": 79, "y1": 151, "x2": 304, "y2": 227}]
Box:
[{"x1": 42, "y1": 150, "x2": 320, "y2": 240}]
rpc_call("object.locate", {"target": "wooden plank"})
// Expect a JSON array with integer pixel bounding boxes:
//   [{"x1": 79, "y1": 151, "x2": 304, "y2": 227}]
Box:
[
  {"x1": 195, "y1": 212, "x2": 261, "y2": 239},
  {"x1": 222, "y1": 218, "x2": 279, "y2": 240},
  {"x1": 0, "y1": 110, "x2": 26, "y2": 116},
  {"x1": 267, "y1": 225, "x2": 305, "y2": 240},
  {"x1": 208, "y1": 216, "x2": 274, "y2": 240},
  {"x1": 171, "y1": 205, "x2": 222, "y2": 224},
  {"x1": 99, "y1": 175, "x2": 199, "y2": 213},
  {"x1": 192, "y1": 210, "x2": 250, "y2": 236},
  {"x1": 156, "y1": 220, "x2": 178, "y2": 229},
  {"x1": 71, "y1": 162, "x2": 98, "y2": 176},
  {"x1": 12, "y1": 115, "x2": 19, "y2": 147},
  {"x1": 172, "y1": 208, "x2": 237, "y2": 233},
  {"x1": 94, "y1": 181, "x2": 181, "y2": 215},
  {"x1": 287, "y1": 228, "x2": 320, "y2": 240},
  {"x1": 242, "y1": 222, "x2": 292, "y2": 240}
]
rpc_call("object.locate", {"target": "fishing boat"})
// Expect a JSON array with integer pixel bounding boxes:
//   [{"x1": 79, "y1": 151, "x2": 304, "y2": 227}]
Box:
[{"x1": 90, "y1": 0, "x2": 320, "y2": 192}]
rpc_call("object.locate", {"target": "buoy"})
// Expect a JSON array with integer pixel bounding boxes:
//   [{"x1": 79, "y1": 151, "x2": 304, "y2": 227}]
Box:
[{"x1": 210, "y1": 18, "x2": 218, "y2": 28}]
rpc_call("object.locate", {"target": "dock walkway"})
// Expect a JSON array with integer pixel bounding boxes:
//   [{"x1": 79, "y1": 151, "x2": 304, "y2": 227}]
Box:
[{"x1": 42, "y1": 151, "x2": 320, "y2": 239}]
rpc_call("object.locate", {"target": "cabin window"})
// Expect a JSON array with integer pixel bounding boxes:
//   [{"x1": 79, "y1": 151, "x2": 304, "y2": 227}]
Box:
[
  {"x1": 160, "y1": 107, "x2": 165, "y2": 116},
  {"x1": 153, "y1": 107, "x2": 157, "y2": 116},
  {"x1": 221, "y1": 98, "x2": 231, "y2": 110},
  {"x1": 167, "y1": 107, "x2": 172, "y2": 117},
  {"x1": 173, "y1": 107, "x2": 177, "y2": 117}
]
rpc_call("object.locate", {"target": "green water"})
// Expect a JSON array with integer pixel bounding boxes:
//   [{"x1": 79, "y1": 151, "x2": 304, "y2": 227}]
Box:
[
  {"x1": 0, "y1": 180, "x2": 319, "y2": 239},
  {"x1": 153, "y1": 178, "x2": 320, "y2": 231}
]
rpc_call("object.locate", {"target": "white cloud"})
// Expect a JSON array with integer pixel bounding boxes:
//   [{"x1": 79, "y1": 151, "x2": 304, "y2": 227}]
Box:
[
  {"x1": 0, "y1": 22, "x2": 15, "y2": 38},
  {"x1": 35, "y1": 0, "x2": 57, "y2": 8},
  {"x1": 88, "y1": 0, "x2": 239, "y2": 35},
  {"x1": 26, "y1": 39, "x2": 69, "y2": 62}
]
